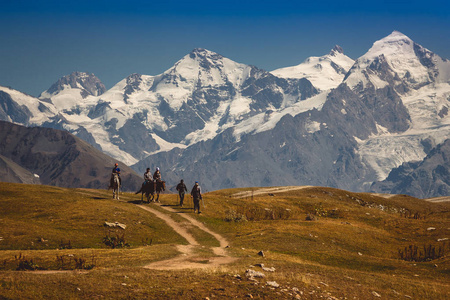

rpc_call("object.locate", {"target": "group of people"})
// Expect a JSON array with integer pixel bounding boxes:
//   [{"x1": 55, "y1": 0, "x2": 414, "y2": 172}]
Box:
[
  {"x1": 143, "y1": 167, "x2": 162, "y2": 184},
  {"x1": 111, "y1": 163, "x2": 203, "y2": 214},
  {"x1": 176, "y1": 179, "x2": 203, "y2": 214}
]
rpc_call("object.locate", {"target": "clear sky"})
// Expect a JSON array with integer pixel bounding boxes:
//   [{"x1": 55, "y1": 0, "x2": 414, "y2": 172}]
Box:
[{"x1": 1, "y1": 0, "x2": 449, "y2": 96}]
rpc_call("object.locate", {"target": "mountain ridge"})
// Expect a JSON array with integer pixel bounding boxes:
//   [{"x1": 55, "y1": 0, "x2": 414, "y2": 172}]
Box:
[
  {"x1": 0, "y1": 121, "x2": 141, "y2": 191},
  {"x1": 1, "y1": 31, "x2": 449, "y2": 197}
]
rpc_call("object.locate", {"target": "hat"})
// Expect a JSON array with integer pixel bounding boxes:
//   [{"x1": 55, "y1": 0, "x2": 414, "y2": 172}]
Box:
[
  {"x1": 156, "y1": 167, "x2": 160, "y2": 171},
  {"x1": 115, "y1": 163, "x2": 118, "y2": 166},
  {"x1": 195, "y1": 181, "x2": 198, "y2": 184}
]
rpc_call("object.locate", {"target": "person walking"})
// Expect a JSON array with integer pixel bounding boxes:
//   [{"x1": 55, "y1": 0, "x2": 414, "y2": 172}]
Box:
[
  {"x1": 190, "y1": 181, "x2": 202, "y2": 214},
  {"x1": 176, "y1": 179, "x2": 187, "y2": 206}
]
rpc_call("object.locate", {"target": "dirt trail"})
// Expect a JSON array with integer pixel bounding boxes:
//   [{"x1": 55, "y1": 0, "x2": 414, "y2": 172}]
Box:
[
  {"x1": 136, "y1": 203, "x2": 237, "y2": 270},
  {"x1": 425, "y1": 196, "x2": 450, "y2": 203},
  {"x1": 232, "y1": 186, "x2": 312, "y2": 198}
]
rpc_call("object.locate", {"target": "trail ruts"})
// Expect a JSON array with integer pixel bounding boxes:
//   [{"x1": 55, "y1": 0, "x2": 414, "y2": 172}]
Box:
[{"x1": 137, "y1": 203, "x2": 237, "y2": 270}]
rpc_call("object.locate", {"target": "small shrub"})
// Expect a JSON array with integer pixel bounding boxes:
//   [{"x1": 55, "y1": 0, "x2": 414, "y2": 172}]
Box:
[
  {"x1": 103, "y1": 229, "x2": 129, "y2": 249},
  {"x1": 225, "y1": 210, "x2": 248, "y2": 222},
  {"x1": 56, "y1": 254, "x2": 96, "y2": 270},
  {"x1": 15, "y1": 253, "x2": 41, "y2": 271},
  {"x1": 398, "y1": 242, "x2": 449, "y2": 262},
  {"x1": 399, "y1": 209, "x2": 425, "y2": 220},
  {"x1": 142, "y1": 237, "x2": 153, "y2": 246},
  {"x1": 314, "y1": 203, "x2": 328, "y2": 217},
  {"x1": 74, "y1": 256, "x2": 95, "y2": 270},
  {"x1": 230, "y1": 205, "x2": 292, "y2": 221}
]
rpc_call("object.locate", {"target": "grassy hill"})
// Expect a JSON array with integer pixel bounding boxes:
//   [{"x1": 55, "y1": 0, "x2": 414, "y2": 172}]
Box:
[{"x1": 0, "y1": 182, "x2": 448, "y2": 299}]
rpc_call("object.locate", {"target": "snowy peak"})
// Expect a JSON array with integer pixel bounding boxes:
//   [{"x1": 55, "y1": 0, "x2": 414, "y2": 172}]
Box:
[
  {"x1": 345, "y1": 31, "x2": 450, "y2": 89},
  {"x1": 168, "y1": 48, "x2": 249, "y2": 82},
  {"x1": 42, "y1": 71, "x2": 106, "y2": 98},
  {"x1": 39, "y1": 72, "x2": 106, "y2": 111},
  {"x1": 358, "y1": 31, "x2": 417, "y2": 68},
  {"x1": 188, "y1": 48, "x2": 225, "y2": 64},
  {"x1": 150, "y1": 48, "x2": 250, "y2": 110},
  {"x1": 271, "y1": 46, "x2": 354, "y2": 91},
  {"x1": 329, "y1": 45, "x2": 344, "y2": 55}
]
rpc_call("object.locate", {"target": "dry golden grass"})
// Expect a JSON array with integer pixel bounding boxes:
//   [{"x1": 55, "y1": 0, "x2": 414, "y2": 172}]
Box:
[{"x1": 0, "y1": 183, "x2": 449, "y2": 299}]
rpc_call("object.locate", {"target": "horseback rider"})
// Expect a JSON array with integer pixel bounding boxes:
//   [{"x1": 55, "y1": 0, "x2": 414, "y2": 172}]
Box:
[
  {"x1": 153, "y1": 167, "x2": 162, "y2": 182},
  {"x1": 176, "y1": 179, "x2": 187, "y2": 206},
  {"x1": 144, "y1": 168, "x2": 153, "y2": 185},
  {"x1": 190, "y1": 181, "x2": 202, "y2": 214},
  {"x1": 110, "y1": 163, "x2": 121, "y2": 187}
]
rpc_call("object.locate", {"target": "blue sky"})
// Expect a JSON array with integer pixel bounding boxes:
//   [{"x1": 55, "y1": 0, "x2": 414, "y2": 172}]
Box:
[{"x1": 1, "y1": 0, "x2": 449, "y2": 96}]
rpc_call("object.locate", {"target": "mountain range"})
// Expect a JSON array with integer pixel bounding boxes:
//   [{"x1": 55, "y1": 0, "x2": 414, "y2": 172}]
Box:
[{"x1": 0, "y1": 31, "x2": 449, "y2": 197}]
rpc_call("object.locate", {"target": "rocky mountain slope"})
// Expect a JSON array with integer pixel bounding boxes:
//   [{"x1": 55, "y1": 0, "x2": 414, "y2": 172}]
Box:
[
  {"x1": 0, "y1": 31, "x2": 449, "y2": 197},
  {"x1": 135, "y1": 32, "x2": 450, "y2": 197},
  {"x1": 371, "y1": 139, "x2": 450, "y2": 198},
  {"x1": 0, "y1": 121, "x2": 141, "y2": 190}
]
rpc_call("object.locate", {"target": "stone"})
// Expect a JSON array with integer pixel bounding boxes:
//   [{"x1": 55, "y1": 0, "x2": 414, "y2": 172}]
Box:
[
  {"x1": 266, "y1": 281, "x2": 280, "y2": 288},
  {"x1": 104, "y1": 221, "x2": 127, "y2": 229},
  {"x1": 245, "y1": 269, "x2": 266, "y2": 279},
  {"x1": 371, "y1": 291, "x2": 381, "y2": 297}
]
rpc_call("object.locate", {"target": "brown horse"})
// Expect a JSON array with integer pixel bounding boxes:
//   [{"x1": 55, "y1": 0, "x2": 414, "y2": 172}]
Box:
[
  {"x1": 136, "y1": 181, "x2": 155, "y2": 203},
  {"x1": 136, "y1": 180, "x2": 165, "y2": 203},
  {"x1": 154, "y1": 180, "x2": 166, "y2": 202}
]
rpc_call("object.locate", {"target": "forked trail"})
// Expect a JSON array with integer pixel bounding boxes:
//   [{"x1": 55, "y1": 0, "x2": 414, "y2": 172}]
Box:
[{"x1": 136, "y1": 203, "x2": 237, "y2": 270}]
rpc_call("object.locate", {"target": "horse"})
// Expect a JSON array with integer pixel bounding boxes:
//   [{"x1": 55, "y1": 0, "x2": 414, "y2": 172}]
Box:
[
  {"x1": 136, "y1": 180, "x2": 165, "y2": 203},
  {"x1": 154, "y1": 180, "x2": 166, "y2": 202},
  {"x1": 136, "y1": 181, "x2": 155, "y2": 203},
  {"x1": 111, "y1": 173, "x2": 120, "y2": 200}
]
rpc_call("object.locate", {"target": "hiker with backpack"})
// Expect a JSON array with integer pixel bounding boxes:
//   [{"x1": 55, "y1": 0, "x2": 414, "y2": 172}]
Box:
[{"x1": 190, "y1": 181, "x2": 202, "y2": 214}]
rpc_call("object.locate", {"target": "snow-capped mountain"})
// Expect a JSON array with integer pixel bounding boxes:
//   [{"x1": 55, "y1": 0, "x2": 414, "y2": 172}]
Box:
[
  {"x1": 1, "y1": 49, "x2": 318, "y2": 166},
  {"x1": 0, "y1": 85, "x2": 56, "y2": 125},
  {"x1": 271, "y1": 45, "x2": 355, "y2": 91},
  {"x1": 134, "y1": 31, "x2": 449, "y2": 197},
  {"x1": 40, "y1": 71, "x2": 106, "y2": 111},
  {"x1": 344, "y1": 31, "x2": 450, "y2": 183},
  {"x1": 1, "y1": 31, "x2": 449, "y2": 197},
  {"x1": 370, "y1": 139, "x2": 450, "y2": 198}
]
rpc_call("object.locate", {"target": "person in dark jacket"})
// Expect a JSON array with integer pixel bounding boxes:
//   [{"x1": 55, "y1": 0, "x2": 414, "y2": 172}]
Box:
[
  {"x1": 190, "y1": 181, "x2": 202, "y2": 214},
  {"x1": 153, "y1": 167, "x2": 161, "y2": 182},
  {"x1": 176, "y1": 179, "x2": 187, "y2": 206}
]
